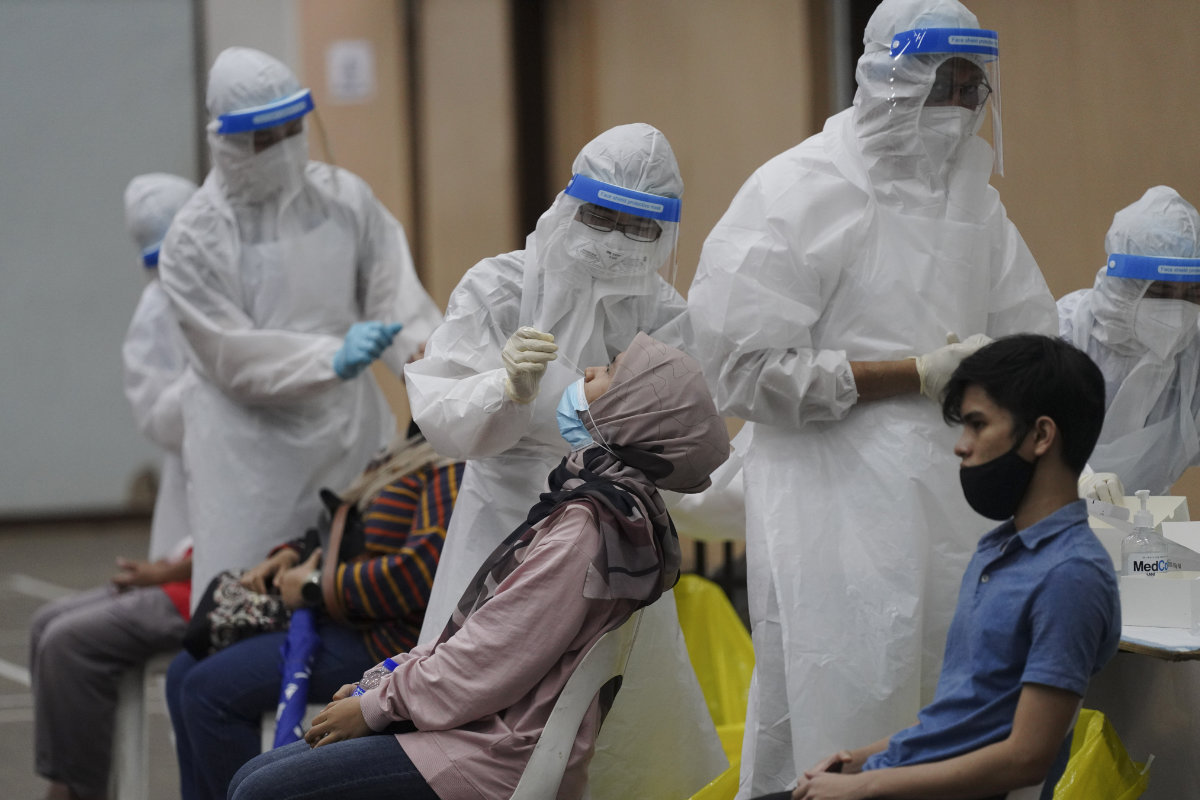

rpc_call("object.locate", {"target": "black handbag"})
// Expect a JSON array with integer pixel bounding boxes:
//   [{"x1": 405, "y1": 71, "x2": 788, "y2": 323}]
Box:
[{"x1": 181, "y1": 570, "x2": 292, "y2": 659}]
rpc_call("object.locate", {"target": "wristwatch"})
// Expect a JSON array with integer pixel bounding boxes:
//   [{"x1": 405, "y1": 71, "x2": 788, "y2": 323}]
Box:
[{"x1": 301, "y1": 569, "x2": 323, "y2": 606}]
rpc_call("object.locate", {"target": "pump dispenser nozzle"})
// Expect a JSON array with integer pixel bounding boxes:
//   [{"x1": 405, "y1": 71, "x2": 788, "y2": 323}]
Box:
[
  {"x1": 1133, "y1": 489, "x2": 1154, "y2": 531},
  {"x1": 1122, "y1": 489, "x2": 1171, "y2": 577}
]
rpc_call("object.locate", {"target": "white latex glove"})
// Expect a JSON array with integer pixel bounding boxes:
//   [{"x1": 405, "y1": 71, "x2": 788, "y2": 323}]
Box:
[
  {"x1": 1079, "y1": 471, "x2": 1125, "y2": 505},
  {"x1": 913, "y1": 332, "x2": 993, "y2": 403},
  {"x1": 502, "y1": 326, "x2": 558, "y2": 403}
]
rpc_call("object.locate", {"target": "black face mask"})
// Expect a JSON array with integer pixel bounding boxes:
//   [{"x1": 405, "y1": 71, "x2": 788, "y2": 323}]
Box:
[{"x1": 959, "y1": 444, "x2": 1036, "y2": 521}]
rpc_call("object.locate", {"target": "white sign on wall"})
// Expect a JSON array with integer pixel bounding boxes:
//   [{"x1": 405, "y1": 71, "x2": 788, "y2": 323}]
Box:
[{"x1": 326, "y1": 39, "x2": 375, "y2": 104}]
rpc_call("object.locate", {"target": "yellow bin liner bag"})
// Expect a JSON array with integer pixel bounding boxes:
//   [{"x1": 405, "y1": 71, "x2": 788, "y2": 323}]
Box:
[{"x1": 1054, "y1": 708, "x2": 1150, "y2": 800}]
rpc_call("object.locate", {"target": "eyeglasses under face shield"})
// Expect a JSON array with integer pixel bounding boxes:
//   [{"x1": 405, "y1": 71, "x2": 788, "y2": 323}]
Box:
[
  {"x1": 575, "y1": 204, "x2": 664, "y2": 242},
  {"x1": 926, "y1": 60, "x2": 992, "y2": 111},
  {"x1": 890, "y1": 27, "x2": 1003, "y2": 175},
  {"x1": 562, "y1": 172, "x2": 682, "y2": 287}
]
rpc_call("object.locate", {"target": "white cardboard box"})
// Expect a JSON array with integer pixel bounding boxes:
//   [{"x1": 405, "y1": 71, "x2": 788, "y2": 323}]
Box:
[
  {"x1": 1161, "y1": 520, "x2": 1200, "y2": 554},
  {"x1": 1118, "y1": 571, "x2": 1200, "y2": 629},
  {"x1": 1088, "y1": 495, "x2": 1190, "y2": 571}
]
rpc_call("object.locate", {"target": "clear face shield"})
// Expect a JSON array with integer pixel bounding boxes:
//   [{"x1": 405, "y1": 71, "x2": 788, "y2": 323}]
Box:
[
  {"x1": 560, "y1": 173, "x2": 681, "y2": 289},
  {"x1": 1106, "y1": 252, "x2": 1200, "y2": 361},
  {"x1": 212, "y1": 87, "x2": 335, "y2": 163},
  {"x1": 1107, "y1": 253, "x2": 1200, "y2": 304},
  {"x1": 518, "y1": 174, "x2": 681, "y2": 375},
  {"x1": 207, "y1": 89, "x2": 323, "y2": 203},
  {"x1": 890, "y1": 27, "x2": 1003, "y2": 174}
]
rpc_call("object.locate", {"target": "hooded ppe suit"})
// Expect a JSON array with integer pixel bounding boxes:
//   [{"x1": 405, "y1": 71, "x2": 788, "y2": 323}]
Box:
[
  {"x1": 1059, "y1": 186, "x2": 1200, "y2": 495},
  {"x1": 159, "y1": 48, "x2": 442, "y2": 607},
  {"x1": 122, "y1": 172, "x2": 198, "y2": 560},
  {"x1": 405, "y1": 123, "x2": 723, "y2": 799},
  {"x1": 687, "y1": 1, "x2": 1056, "y2": 794}
]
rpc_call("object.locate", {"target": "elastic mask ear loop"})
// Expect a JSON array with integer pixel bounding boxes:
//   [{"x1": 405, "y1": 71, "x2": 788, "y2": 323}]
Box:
[{"x1": 581, "y1": 404, "x2": 618, "y2": 458}]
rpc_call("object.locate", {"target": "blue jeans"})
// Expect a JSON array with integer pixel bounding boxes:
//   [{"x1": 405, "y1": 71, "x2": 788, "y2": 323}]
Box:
[
  {"x1": 229, "y1": 737, "x2": 439, "y2": 800},
  {"x1": 165, "y1": 621, "x2": 373, "y2": 800}
]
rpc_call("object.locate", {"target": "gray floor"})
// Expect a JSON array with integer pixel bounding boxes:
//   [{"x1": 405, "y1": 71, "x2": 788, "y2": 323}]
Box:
[{"x1": 0, "y1": 516, "x2": 180, "y2": 800}]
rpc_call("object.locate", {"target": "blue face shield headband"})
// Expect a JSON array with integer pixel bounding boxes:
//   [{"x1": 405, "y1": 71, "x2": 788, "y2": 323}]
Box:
[
  {"x1": 564, "y1": 174, "x2": 681, "y2": 223},
  {"x1": 215, "y1": 89, "x2": 314, "y2": 134},
  {"x1": 1106, "y1": 253, "x2": 1200, "y2": 282},
  {"x1": 889, "y1": 27, "x2": 998, "y2": 58},
  {"x1": 141, "y1": 244, "x2": 161, "y2": 268}
]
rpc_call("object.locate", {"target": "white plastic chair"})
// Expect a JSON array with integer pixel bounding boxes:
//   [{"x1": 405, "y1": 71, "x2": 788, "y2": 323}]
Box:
[
  {"x1": 109, "y1": 663, "x2": 149, "y2": 800},
  {"x1": 1006, "y1": 781, "x2": 1045, "y2": 800},
  {"x1": 108, "y1": 652, "x2": 176, "y2": 800},
  {"x1": 509, "y1": 608, "x2": 644, "y2": 800}
]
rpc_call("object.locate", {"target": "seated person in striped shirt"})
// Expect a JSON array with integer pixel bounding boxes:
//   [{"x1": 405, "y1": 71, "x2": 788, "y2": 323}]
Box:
[{"x1": 165, "y1": 420, "x2": 463, "y2": 800}]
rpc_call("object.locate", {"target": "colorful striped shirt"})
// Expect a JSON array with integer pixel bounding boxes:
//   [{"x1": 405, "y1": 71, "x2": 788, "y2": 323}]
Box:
[{"x1": 328, "y1": 462, "x2": 462, "y2": 661}]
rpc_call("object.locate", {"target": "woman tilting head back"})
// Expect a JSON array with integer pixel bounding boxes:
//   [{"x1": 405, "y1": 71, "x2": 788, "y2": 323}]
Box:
[
  {"x1": 228, "y1": 333, "x2": 730, "y2": 800},
  {"x1": 444, "y1": 330, "x2": 730, "y2": 638}
]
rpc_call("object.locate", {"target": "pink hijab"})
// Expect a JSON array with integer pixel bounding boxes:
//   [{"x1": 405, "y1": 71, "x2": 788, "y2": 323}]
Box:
[{"x1": 440, "y1": 332, "x2": 729, "y2": 639}]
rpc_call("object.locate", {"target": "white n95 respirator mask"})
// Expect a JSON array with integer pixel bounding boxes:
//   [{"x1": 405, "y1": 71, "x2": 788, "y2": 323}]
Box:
[
  {"x1": 1133, "y1": 298, "x2": 1200, "y2": 360},
  {"x1": 565, "y1": 229, "x2": 658, "y2": 279}
]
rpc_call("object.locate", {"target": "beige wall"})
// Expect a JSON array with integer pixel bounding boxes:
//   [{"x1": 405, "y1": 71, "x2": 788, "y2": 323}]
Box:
[
  {"x1": 297, "y1": 0, "x2": 415, "y2": 239},
  {"x1": 298, "y1": 0, "x2": 517, "y2": 310},
  {"x1": 294, "y1": 0, "x2": 518, "y2": 426},
  {"x1": 546, "y1": 0, "x2": 815, "y2": 295},
  {"x1": 293, "y1": 1, "x2": 417, "y2": 424},
  {"x1": 971, "y1": 0, "x2": 1200, "y2": 505},
  {"x1": 974, "y1": 0, "x2": 1200, "y2": 298},
  {"x1": 416, "y1": 0, "x2": 518, "y2": 305}
]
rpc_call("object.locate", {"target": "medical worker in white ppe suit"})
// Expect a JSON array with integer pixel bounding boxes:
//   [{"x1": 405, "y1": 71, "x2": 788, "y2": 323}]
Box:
[
  {"x1": 122, "y1": 173, "x2": 198, "y2": 562},
  {"x1": 405, "y1": 123, "x2": 725, "y2": 799},
  {"x1": 159, "y1": 47, "x2": 442, "y2": 608},
  {"x1": 1060, "y1": 186, "x2": 1200, "y2": 497},
  {"x1": 687, "y1": 1, "x2": 1057, "y2": 795}
]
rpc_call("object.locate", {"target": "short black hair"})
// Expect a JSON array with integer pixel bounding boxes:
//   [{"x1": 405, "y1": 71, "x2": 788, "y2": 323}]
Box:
[{"x1": 941, "y1": 334, "x2": 1106, "y2": 475}]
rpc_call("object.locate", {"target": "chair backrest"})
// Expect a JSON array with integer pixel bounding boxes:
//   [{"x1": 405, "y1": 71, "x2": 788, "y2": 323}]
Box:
[{"x1": 509, "y1": 608, "x2": 644, "y2": 800}]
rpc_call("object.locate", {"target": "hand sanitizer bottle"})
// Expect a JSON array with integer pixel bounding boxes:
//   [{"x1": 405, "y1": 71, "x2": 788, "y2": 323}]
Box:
[{"x1": 1121, "y1": 490, "x2": 1169, "y2": 577}]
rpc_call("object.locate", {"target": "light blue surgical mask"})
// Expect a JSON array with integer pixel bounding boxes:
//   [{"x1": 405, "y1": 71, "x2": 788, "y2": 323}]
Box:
[{"x1": 556, "y1": 378, "x2": 594, "y2": 450}]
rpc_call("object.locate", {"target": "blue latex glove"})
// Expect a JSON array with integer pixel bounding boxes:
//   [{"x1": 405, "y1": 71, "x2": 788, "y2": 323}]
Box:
[{"x1": 333, "y1": 321, "x2": 404, "y2": 380}]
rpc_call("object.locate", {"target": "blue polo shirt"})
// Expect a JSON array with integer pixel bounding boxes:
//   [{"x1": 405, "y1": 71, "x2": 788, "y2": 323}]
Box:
[{"x1": 864, "y1": 500, "x2": 1120, "y2": 779}]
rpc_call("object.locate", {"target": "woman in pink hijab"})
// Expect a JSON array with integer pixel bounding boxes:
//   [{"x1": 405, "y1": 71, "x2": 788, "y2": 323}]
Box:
[{"x1": 229, "y1": 332, "x2": 729, "y2": 800}]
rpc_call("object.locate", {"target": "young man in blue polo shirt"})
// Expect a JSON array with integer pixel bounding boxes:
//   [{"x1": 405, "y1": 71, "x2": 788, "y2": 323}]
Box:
[{"x1": 764, "y1": 334, "x2": 1121, "y2": 800}]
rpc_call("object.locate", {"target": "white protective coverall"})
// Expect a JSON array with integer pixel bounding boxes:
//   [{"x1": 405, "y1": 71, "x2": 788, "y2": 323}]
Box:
[
  {"x1": 687, "y1": 1, "x2": 1057, "y2": 794},
  {"x1": 405, "y1": 123, "x2": 724, "y2": 800},
  {"x1": 159, "y1": 48, "x2": 442, "y2": 607},
  {"x1": 122, "y1": 173, "x2": 198, "y2": 560},
  {"x1": 1059, "y1": 186, "x2": 1200, "y2": 495}
]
